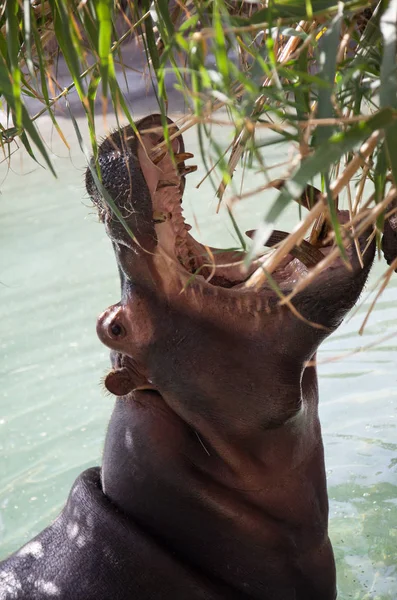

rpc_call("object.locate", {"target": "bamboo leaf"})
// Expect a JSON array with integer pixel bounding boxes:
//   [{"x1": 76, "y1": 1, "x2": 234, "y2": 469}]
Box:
[
  {"x1": 32, "y1": 26, "x2": 69, "y2": 149},
  {"x1": 227, "y1": 206, "x2": 247, "y2": 251},
  {"x1": 0, "y1": 53, "x2": 56, "y2": 175},
  {"x1": 88, "y1": 68, "x2": 101, "y2": 119},
  {"x1": 95, "y1": 0, "x2": 113, "y2": 99},
  {"x1": 23, "y1": 0, "x2": 35, "y2": 77},
  {"x1": 246, "y1": 107, "x2": 395, "y2": 262},
  {"x1": 21, "y1": 104, "x2": 57, "y2": 176},
  {"x1": 5, "y1": 0, "x2": 22, "y2": 128},
  {"x1": 294, "y1": 46, "x2": 310, "y2": 120},
  {"x1": 380, "y1": 0, "x2": 397, "y2": 185},
  {"x1": 232, "y1": 0, "x2": 370, "y2": 24},
  {"x1": 374, "y1": 142, "x2": 387, "y2": 234},
  {"x1": 313, "y1": 3, "x2": 343, "y2": 145},
  {"x1": 324, "y1": 172, "x2": 348, "y2": 261},
  {"x1": 179, "y1": 14, "x2": 199, "y2": 32},
  {"x1": 154, "y1": 0, "x2": 175, "y2": 40},
  {"x1": 50, "y1": 0, "x2": 86, "y2": 101},
  {"x1": 213, "y1": 2, "x2": 230, "y2": 86}
]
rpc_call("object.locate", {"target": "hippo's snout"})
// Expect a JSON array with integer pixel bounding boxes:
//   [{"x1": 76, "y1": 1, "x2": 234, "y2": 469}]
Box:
[
  {"x1": 96, "y1": 288, "x2": 159, "y2": 362},
  {"x1": 96, "y1": 305, "x2": 127, "y2": 351},
  {"x1": 86, "y1": 115, "x2": 191, "y2": 262}
]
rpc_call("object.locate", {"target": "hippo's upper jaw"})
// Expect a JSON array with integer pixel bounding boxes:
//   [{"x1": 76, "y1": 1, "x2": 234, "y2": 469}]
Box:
[{"x1": 85, "y1": 115, "x2": 193, "y2": 291}]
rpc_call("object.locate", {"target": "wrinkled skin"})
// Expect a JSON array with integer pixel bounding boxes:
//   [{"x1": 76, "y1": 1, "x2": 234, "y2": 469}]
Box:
[{"x1": 2, "y1": 114, "x2": 391, "y2": 600}]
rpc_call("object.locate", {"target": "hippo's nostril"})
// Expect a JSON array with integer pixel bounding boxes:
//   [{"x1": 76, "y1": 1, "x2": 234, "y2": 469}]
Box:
[
  {"x1": 110, "y1": 322, "x2": 126, "y2": 339},
  {"x1": 96, "y1": 306, "x2": 127, "y2": 349}
]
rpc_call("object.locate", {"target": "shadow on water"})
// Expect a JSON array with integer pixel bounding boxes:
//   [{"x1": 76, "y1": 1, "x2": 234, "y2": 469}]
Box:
[{"x1": 0, "y1": 114, "x2": 396, "y2": 600}]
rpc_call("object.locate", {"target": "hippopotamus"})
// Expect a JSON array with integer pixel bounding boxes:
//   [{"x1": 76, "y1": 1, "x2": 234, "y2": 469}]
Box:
[{"x1": 1, "y1": 114, "x2": 394, "y2": 600}]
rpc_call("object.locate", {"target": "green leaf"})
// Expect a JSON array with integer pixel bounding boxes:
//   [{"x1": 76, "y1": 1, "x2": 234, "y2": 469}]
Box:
[
  {"x1": 23, "y1": 0, "x2": 35, "y2": 77},
  {"x1": 246, "y1": 108, "x2": 396, "y2": 263},
  {"x1": 50, "y1": 0, "x2": 86, "y2": 101},
  {"x1": 179, "y1": 13, "x2": 199, "y2": 32},
  {"x1": 5, "y1": 0, "x2": 22, "y2": 128},
  {"x1": 294, "y1": 46, "x2": 310, "y2": 120},
  {"x1": 374, "y1": 142, "x2": 387, "y2": 233},
  {"x1": 155, "y1": 0, "x2": 175, "y2": 41},
  {"x1": 88, "y1": 68, "x2": 101, "y2": 119},
  {"x1": 380, "y1": 0, "x2": 397, "y2": 185},
  {"x1": 374, "y1": 142, "x2": 387, "y2": 205},
  {"x1": 313, "y1": 3, "x2": 343, "y2": 145},
  {"x1": 231, "y1": 0, "x2": 370, "y2": 24},
  {"x1": 95, "y1": 0, "x2": 113, "y2": 98},
  {"x1": 0, "y1": 53, "x2": 56, "y2": 175},
  {"x1": 32, "y1": 26, "x2": 68, "y2": 148},
  {"x1": 80, "y1": 2, "x2": 99, "y2": 49},
  {"x1": 21, "y1": 103, "x2": 57, "y2": 176},
  {"x1": 324, "y1": 171, "x2": 347, "y2": 261},
  {"x1": 213, "y1": 2, "x2": 230, "y2": 86},
  {"x1": 227, "y1": 206, "x2": 247, "y2": 251}
]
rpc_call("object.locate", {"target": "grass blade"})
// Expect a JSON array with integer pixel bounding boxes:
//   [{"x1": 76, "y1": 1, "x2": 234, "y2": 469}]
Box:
[
  {"x1": 245, "y1": 107, "x2": 395, "y2": 263},
  {"x1": 95, "y1": 0, "x2": 113, "y2": 100},
  {"x1": 5, "y1": 0, "x2": 22, "y2": 129},
  {"x1": 313, "y1": 3, "x2": 343, "y2": 145},
  {"x1": 380, "y1": 0, "x2": 397, "y2": 185}
]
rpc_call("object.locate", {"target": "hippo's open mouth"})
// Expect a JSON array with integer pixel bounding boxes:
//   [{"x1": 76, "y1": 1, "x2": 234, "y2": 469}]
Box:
[
  {"x1": 86, "y1": 115, "x2": 375, "y2": 397},
  {"x1": 86, "y1": 114, "x2": 371, "y2": 298}
]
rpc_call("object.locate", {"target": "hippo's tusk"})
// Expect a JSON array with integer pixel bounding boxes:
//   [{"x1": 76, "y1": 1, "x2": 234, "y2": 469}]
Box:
[
  {"x1": 246, "y1": 229, "x2": 325, "y2": 267},
  {"x1": 152, "y1": 151, "x2": 195, "y2": 167},
  {"x1": 174, "y1": 152, "x2": 194, "y2": 163},
  {"x1": 151, "y1": 150, "x2": 167, "y2": 165},
  {"x1": 178, "y1": 165, "x2": 198, "y2": 176},
  {"x1": 157, "y1": 180, "x2": 180, "y2": 189}
]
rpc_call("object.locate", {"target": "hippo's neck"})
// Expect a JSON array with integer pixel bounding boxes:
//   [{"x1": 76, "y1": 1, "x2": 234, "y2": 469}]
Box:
[{"x1": 101, "y1": 374, "x2": 336, "y2": 600}]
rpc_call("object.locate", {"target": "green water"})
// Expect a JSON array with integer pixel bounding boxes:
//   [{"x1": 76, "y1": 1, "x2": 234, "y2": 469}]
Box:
[{"x1": 0, "y1": 116, "x2": 396, "y2": 599}]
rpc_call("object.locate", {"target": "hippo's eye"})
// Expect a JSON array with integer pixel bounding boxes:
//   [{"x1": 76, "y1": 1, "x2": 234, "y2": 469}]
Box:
[{"x1": 110, "y1": 322, "x2": 125, "y2": 338}]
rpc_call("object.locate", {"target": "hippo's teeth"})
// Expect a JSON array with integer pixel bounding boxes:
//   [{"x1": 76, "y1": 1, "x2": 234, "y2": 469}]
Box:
[
  {"x1": 152, "y1": 151, "x2": 195, "y2": 166},
  {"x1": 178, "y1": 165, "x2": 198, "y2": 176},
  {"x1": 174, "y1": 152, "x2": 194, "y2": 164},
  {"x1": 151, "y1": 150, "x2": 167, "y2": 165},
  {"x1": 157, "y1": 180, "x2": 179, "y2": 189},
  {"x1": 153, "y1": 210, "x2": 172, "y2": 223}
]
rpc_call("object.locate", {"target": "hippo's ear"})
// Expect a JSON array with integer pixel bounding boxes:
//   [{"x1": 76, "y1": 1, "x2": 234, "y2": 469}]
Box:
[{"x1": 135, "y1": 115, "x2": 185, "y2": 198}]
